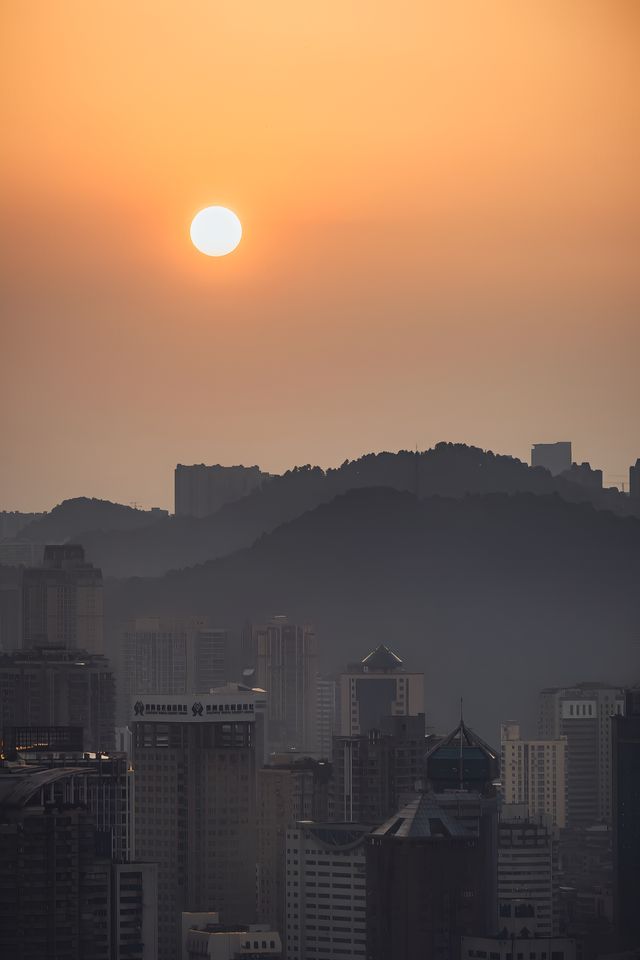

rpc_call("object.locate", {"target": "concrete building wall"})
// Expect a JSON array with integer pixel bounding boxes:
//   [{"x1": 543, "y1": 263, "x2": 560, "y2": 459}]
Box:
[{"x1": 501, "y1": 722, "x2": 567, "y2": 827}]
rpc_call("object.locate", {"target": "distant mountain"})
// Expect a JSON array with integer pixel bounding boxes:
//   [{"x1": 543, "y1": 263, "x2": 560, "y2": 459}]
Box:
[
  {"x1": 19, "y1": 497, "x2": 166, "y2": 544},
  {"x1": 75, "y1": 445, "x2": 639, "y2": 578},
  {"x1": 105, "y1": 487, "x2": 640, "y2": 739}
]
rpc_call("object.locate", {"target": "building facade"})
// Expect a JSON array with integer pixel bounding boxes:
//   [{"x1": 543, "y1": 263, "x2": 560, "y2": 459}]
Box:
[
  {"x1": 286, "y1": 821, "x2": 369, "y2": 960},
  {"x1": 612, "y1": 686, "x2": 640, "y2": 948},
  {"x1": 21, "y1": 544, "x2": 104, "y2": 654},
  {"x1": 0, "y1": 646, "x2": 115, "y2": 753},
  {"x1": 174, "y1": 464, "x2": 266, "y2": 518},
  {"x1": 461, "y1": 936, "x2": 577, "y2": 960},
  {"x1": 538, "y1": 684, "x2": 625, "y2": 825},
  {"x1": 367, "y1": 795, "x2": 491, "y2": 960},
  {"x1": 244, "y1": 616, "x2": 317, "y2": 753},
  {"x1": 257, "y1": 757, "x2": 331, "y2": 937},
  {"x1": 338, "y1": 643, "x2": 424, "y2": 737},
  {"x1": 530, "y1": 442, "x2": 572, "y2": 476},
  {"x1": 498, "y1": 805, "x2": 558, "y2": 939},
  {"x1": 131, "y1": 690, "x2": 258, "y2": 960},
  {"x1": 501, "y1": 721, "x2": 567, "y2": 827},
  {"x1": 316, "y1": 676, "x2": 338, "y2": 759},
  {"x1": 119, "y1": 617, "x2": 230, "y2": 722},
  {"x1": 629, "y1": 459, "x2": 640, "y2": 499}
]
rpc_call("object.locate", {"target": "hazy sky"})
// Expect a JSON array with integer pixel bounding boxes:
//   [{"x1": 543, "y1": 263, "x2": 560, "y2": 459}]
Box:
[{"x1": 2, "y1": 1, "x2": 639, "y2": 511}]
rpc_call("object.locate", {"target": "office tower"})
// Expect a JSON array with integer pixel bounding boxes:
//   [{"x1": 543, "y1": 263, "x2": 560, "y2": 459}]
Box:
[
  {"x1": 539, "y1": 683, "x2": 625, "y2": 825},
  {"x1": 0, "y1": 646, "x2": 115, "y2": 752},
  {"x1": 257, "y1": 757, "x2": 331, "y2": 937},
  {"x1": 501, "y1": 721, "x2": 567, "y2": 827},
  {"x1": 112, "y1": 863, "x2": 159, "y2": 960},
  {"x1": 0, "y1": 756, "x2": 157, "y2": 960},
  {"x1": 131, "y1": 689, "x2": 258, "y2": 960},
  {"x1": 244, "y1": 616, "x2": 318, "y2": 753},
  {"x1": 612, "y1": 686, "x2": 640, "y2": 947},
  {"x1": 338, "y1": 643, "x2": 424, "y2": 737},
  {"x1": 332, "y1": 713, "x2": 425, "y2": 823},
  {"x1": 0, "y1": 567, "x2": 21, "y2": 652},
  {"x1": 22, "y1": 544, "x2": 104, "y2": 654},
  {"x1": 286, "y1": 821, "x2": 369, "y2": 960},
  {"x1": 316, "y1": 675, "x2": 338, "y2": 758},
  {"x1": 630, "y1": 459, "x2": 640, "y2": 499},
  {"x1": 367, "y1": 795, "x2": 491, "y2": 960},
  {"x1": 174, "y1": 463, "x2": 266, "y2": 518},
  {"x1": 119, "y1": 616, "x2": 230, "y2": 721},
  {"x1": 425, "y1": 716, "x2": 499, "y2": 792},
  {"x1": 183, "y1": 915, "x2": 282, "y2": 959},
  {"x1": 530, "y1": 442, "x2": 572, "y2": 476},
  {"x1": 498, "y1": 804, "x2": 558, "y2": 939},
  {"x1": 461, "y1": 936, "x2": 577, "y2": 960}
]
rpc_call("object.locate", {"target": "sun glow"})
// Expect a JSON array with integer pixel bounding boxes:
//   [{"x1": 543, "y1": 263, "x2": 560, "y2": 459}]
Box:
[{"x1": 190, "y1": 206, "x2": 242, "y2": 257}]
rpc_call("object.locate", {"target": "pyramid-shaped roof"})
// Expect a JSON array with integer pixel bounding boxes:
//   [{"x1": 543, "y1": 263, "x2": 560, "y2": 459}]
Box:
[
  {"x1": 372, "y1": 794, "x2": 472, "y2": 840},
  {"x1": 361, "y1": 643, "x2": 404, "y2": 672},
  {"x1": 426, "y1": 719, "x2": 497, "y2": 762}
]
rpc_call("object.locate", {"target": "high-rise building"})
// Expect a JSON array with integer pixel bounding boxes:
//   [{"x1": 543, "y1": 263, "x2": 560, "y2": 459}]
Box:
[
  {"x1": 316, "y1": 676, "x2": 338, "y2": 759},
  {"x1": 367, "y1": 795, "x2": 492, "y2": 960},
  {"x1": 119, "y1": 617, "x2": 230, "y2": 722},
  {"x1": 243, "y1": 616, "x2": 318, "y2": 753},
  {"x1": 630, "y1": 459, "x2": 640, "y2": 499},
  {"x1": 174, "y1": 464, "x2": 266, "y2": 518},
  {"x1": 131, "y1": 688, "x2": 258, "y2": 960},
  {"x1": 331, "y1": 713, "x2": 425, "y2": 823},
  {"x1": 501, "y1": 721, "x2": 567, "y2": 827},
  {"x1": 338, "y1": 643, "x2": 424, "y2": 737},
  {"x1": 112, "y1": 863, "x2": 159, "y2": 960},
  {"x1": 425, "y1": 716, "x2": 499, "y2": 793},
  {"x1": 531, "y1": 442, "x2": 572, "y2": 476},
  {"x1": 539, "y1": 683, "x2": 625, "y2": 825},
  {"x1": 612, "y1": 686, "x2": 640, "y2": 947},
  {"x1": 498, "y1": 804, "x2": 559, "y2": 939},
  {"x1": 286, "y1": 820, "x2": 369, "y2": 960},
  {"x1": 257, "y1": 757, "x2": 331, "y2": 939},
  {"x1": 0, "y1": 646, "x2": 115, "y2": 753},
  {"x1": 21, "y1": 544, "x2": 104, "y2": 653}
]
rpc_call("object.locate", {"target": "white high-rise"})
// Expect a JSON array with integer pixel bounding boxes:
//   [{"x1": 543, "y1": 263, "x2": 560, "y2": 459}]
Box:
[{"x1": 501, "y1": 722, "x2": 567, "y2": 827}]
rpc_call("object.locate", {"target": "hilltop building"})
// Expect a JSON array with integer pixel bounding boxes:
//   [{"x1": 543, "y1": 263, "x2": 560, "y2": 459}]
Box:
[
  {"x1": 174, "y1": 463, "x2": 267, "y2": 518},
  {"x1": 531, "y1": 442, "x2": 572, "y2": 476}
]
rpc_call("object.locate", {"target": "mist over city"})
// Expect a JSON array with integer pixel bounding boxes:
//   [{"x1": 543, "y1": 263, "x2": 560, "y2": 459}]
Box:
[{"x1": 2, "y1": 4, "x2": 639, "y2": 960}]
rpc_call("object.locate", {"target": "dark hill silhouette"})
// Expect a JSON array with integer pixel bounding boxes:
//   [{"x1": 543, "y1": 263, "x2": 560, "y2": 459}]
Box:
[
  {"x1": 19, "y1": 497, "x2": 167, "y2": 545},
  {"x1": 105, "y1": 487, "x2": 640, "y2": 739},
  {"x1": 60, "y1": 445, "x2": 640, "y2": 578}
]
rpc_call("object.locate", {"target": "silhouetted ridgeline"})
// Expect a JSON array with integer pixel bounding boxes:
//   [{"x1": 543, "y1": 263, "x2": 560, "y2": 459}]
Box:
[
  {"x1": 105, "y1": 488, "x2": 640, "y2": 737},
  {"x1": 39, "y1": 446, "x2": 640, "y2": 578},
  {"x1": 19, "y1": 497, "x2": 166, "y2": 543}
]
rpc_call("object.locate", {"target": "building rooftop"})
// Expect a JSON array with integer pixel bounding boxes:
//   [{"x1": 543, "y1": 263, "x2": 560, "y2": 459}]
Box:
[
  {"x1": 360, "y1": 642, "x2": 404, "y2": 672},
  {"x1": 371, "y1": 794, "x2": 472, "y2": 840}
]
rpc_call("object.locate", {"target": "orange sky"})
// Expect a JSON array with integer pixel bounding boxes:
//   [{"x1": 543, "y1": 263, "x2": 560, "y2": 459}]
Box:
[{"x1": 1, "y1": 1, "x2": 639, "y2": 510}]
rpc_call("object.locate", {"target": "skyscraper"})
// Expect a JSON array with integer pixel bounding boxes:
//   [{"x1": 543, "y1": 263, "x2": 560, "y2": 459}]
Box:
[
  {"x1": 315, "y1": 675, "x2": 338, "y2": 759},
  {"x1": 286, "y1": 820, "x2": 369, "y2": 960},
  {"x1": 131, "y1": 688, "x2": 258, "y2": 960},
  {"x1": 612, "y1": 686, "x2": 640, "y2": 947},
  {"x1": 630, "y1": 458, "x2": 640, "y2": 499},
  {"x1": 338, "y1": 643, "x2": 424, "y2": 737},
  {"x1": 367, "y1": 795, "x2": 491, "y2": 960},
  {"x1": 0, "y1": 646, "x2": 115, "y2": 753},
  {"x1": 244, "y1": 616, "x2": 318, "y2": 753},
  {"x1": 119, "y1": 616, "x2": 230, "y2": 722},
  {"x1": 257, "y1": 756, "x2": 331, "y2": 937},
  {"x1": 538, "y1": 683, "x2": 625, "y2": 825},
  {"x1": 498, "y1": 804, "x2": 559, "y2": 939},
  {"x1": 501, "y1": 721, "x2": 567, "y2": 827},
  {"x1": 21, "y1": 544, "x2": 104, "y2": 654},
  {"x1": 530, "y1": 442, "x2": 572, "y2": 476}
]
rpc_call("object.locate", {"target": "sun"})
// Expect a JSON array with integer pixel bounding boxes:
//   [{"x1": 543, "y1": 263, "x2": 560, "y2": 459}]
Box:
[{"x1": 190, "y1": 206, "x2": 242, "y2": 257}]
